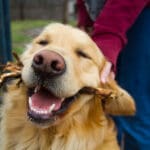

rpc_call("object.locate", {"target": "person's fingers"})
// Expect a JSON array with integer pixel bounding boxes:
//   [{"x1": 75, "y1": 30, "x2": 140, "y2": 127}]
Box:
[
  {"x1": 110, "y1": 71, "x2": 115, "y2": 80},
  {"x1": 101, "y1": 62, "x2": 112, "y2": 83}
]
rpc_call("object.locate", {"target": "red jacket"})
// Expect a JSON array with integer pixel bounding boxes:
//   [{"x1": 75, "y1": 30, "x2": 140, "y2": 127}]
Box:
[{"x1": 77, "y1": 0, "x2": 150, "y2": 70}]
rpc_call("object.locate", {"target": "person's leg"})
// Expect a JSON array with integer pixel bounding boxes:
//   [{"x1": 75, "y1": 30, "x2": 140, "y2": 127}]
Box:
[{"x1": 115, "y1": 8, "x2": 150, "y2": 150}]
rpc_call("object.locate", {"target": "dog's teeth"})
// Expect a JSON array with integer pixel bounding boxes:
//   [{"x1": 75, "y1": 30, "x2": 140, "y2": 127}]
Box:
[
  {"x1": 61, "y1": 98, "x2": 65, "y2": 102},
  {"x1": 33, "y1": 108, "x2": 37, "y2": 112},
  {"x1": 36, "y1": 110, "x2": 40, "y2": 114},
  {"x1": 44, "y1": 110, "x2": 48, "y2": 114},
  {"x1": 29, "y1": 102, "x2": 53, "y2": 115},
  {"x1": 34, "y1": 86, "x2": 40, "y2": 93},
  {"x1": 39, "y1": 110, "x2": 42, "y2": 114},
  {"x1": 42, "y1": 110, "x2": 46, "y2": 114},
  {"x1": 49, "y1": 104, "x2": 55, "y2": 113},
  {"x1": 34, "y1": 87, "x2": 38, "y2": 93},
  {"x1": 31, "y1": 108, "x2": 49, "y2": 115},
  {"x1": 29, "y1": 97, "x2": 32, "y2": 107}
]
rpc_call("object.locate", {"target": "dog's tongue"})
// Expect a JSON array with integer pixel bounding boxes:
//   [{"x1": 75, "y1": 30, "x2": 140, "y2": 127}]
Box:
[{"x1": 30, "y1": 89, "x2": 62, "y2": 111}]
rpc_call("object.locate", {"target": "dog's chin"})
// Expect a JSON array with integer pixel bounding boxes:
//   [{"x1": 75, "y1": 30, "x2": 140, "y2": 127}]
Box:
[{"x1": 27, "y1": 85, "x2": 82, "y2": 127}]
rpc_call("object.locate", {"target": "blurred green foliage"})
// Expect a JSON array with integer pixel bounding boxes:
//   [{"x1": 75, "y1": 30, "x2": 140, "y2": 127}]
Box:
[
  {"x1": 11, "y1": 20, "x2": 76, "y2": 55},
  {"x1": 11, "y1": 20, "x2": 52, "y2": 54}
]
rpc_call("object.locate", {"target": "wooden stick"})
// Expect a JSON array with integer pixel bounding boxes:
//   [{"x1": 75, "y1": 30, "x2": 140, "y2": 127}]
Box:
[
  {"x1": 79, "y1": 87, "x2": 113, "y2": 97},
  {"x1": 0, "y1": 52, "x2": 23, "y2": 87}
]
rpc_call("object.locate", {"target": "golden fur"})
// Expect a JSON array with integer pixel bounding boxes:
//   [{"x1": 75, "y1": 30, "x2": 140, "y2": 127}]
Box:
[{"x1": 0, "y1": 23, "x2": 135, "y2": 150}]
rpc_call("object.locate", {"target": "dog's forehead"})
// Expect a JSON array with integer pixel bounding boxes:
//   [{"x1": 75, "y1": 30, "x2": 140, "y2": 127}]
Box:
[
  {"x1": 32, "y1": 23, "x2": 105, "y2": 67},
  {"x1": 41, "y1": 23, "x2": 91, "y2": 44}
]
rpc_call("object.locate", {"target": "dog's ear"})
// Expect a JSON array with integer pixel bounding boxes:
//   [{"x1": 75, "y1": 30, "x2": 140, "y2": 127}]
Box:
[{"x1": 95, "y1": 79, "x2": 136, "y2": 116}]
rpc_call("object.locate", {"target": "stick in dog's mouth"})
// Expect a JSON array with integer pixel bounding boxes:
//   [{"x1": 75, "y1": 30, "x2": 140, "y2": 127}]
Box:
[
  {"x1": 0, "y1": 52, "x2": 114, "y2": 125},
  {"x1": 27, "y1": 85, "x2": 114, "y2": 125},
  {"x1": 0, "y1": 52, "x2": 23, "y2": 87},
  {"x1": 27, "y1": 85, "x2": 81, "y2": 124}
]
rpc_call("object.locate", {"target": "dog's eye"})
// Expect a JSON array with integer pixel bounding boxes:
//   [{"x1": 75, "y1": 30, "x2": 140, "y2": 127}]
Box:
[
  {"x1": 38, "y1": 40, "x2": 48, "y2": 46},
  {"x1": 76, "y1": 50, "x2": 91, "y2": 59}
]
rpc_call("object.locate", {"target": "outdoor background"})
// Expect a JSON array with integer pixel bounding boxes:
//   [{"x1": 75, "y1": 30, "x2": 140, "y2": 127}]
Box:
[{"x1": 11, "y1": 0, "x2": 76, "y2": 54}]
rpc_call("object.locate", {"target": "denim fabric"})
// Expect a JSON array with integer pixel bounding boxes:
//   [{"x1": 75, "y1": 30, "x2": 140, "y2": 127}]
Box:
[{"x1": 115, "y1": 8, "x2": 150, "y2": 150}]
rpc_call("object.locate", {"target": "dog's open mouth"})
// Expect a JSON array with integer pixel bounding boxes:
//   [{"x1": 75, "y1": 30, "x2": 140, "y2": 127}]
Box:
[{"x1": 27, "y1": 86, "x2": 81, "y2": 125}]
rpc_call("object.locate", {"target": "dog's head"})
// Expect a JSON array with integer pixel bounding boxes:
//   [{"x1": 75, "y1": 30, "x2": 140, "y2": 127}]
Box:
[{"x1": 21, "y1": 23, "x2": 135, "y2": 127}]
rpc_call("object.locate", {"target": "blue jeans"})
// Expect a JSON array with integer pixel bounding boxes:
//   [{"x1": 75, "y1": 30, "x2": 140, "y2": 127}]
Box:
[{"x1": 115, "y1": 8, "x2": 150, "y2": 150}]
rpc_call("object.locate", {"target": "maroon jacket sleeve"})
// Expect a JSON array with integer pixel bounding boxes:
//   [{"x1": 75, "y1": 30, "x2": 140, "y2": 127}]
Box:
[
  {"x1": 76, "y1": 0, "x2": 93, "y2": 27},
  {"x1": 92, "y1": 0, "x2": 150, "y2": 70}
]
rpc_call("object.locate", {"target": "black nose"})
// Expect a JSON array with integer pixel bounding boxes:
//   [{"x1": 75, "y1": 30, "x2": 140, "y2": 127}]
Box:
[{"x1": 32, "y1": 50, "x2": 66, "y2": 76}]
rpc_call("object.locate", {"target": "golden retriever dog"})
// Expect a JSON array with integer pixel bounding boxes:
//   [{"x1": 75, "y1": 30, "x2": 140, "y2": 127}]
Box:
[{"x1": 0, "y1": 23, "x2": 135, "y2": 150}]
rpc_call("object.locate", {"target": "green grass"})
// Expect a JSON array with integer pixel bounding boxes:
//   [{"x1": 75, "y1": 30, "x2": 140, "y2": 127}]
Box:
[
  {"x1": 11, "y1": 20, "x2": 76, "y2": 54},
  {"x1": 11, "y1": 20, "x2": 53, "y2": 54}
]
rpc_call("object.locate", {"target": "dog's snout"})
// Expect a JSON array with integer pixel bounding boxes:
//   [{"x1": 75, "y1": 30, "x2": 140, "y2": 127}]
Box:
[{"x1": 32, "y1": 50, "x2": 66, "y2": 76}]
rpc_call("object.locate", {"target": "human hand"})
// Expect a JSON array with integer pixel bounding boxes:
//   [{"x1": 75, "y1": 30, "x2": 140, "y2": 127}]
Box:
[{"x1": 100, "y1": 61, "x2": 115, "y2": 83}]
